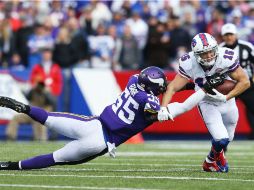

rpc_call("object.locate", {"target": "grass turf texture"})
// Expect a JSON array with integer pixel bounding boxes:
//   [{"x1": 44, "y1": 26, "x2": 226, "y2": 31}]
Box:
[{"x1": 0, "y1": 140, "x2": 254, "y2": 190}]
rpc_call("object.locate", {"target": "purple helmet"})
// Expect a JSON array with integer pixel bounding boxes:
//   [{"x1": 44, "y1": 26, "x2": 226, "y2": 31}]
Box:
[{"x1": 138, "y1": 66, "x2": 167, "y2": 96}]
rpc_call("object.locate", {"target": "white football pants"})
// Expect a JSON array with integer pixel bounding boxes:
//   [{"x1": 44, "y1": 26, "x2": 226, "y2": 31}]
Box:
[
  {"x1": 198, "y1": 99, "x2": 238, "y2": 141},
  {"x1": 44, "y1": 114, "x2": 107, "y2": 163},
  {"x1": 167, "y1": 90, "x2": 238, "y2": 141}
]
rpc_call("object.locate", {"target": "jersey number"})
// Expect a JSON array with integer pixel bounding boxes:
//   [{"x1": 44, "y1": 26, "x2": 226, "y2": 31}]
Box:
[
  {"x1": 112, "y1": 90, "x2": 139, "y2": 124},
  {"x1": 223, "y1": 49, "x2": 234, "y2": 60},
  {"x1": 180, "y1": 54, "x2": 190, "y2": 61}
]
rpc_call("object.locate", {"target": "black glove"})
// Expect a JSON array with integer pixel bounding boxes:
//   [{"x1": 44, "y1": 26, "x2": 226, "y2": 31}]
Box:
[{"x1": 203, "y1": 73, "x2": 226, "y2": 94}]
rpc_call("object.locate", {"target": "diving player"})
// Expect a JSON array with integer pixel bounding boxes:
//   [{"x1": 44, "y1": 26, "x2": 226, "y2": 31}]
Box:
[
  {"x1": 158, "y1": 33, "x2": 250, "y2": 172},
  {"x1": 0, "y1": 66, "x2": 224, "y2": 170}
]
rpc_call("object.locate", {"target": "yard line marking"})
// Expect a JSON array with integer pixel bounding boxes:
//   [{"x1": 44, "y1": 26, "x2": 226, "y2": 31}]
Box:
[
  {"x1": 0, "y1": 184, "x2": 159, "y2": 190},
  {"x1": 115, "y1": 152, "x2": 254, "y2": 156},
  {"x1": 48, "y1": 167, "x2": 254, "y2": 173},
  {"x1": 46, "y1": 168, "x2": 198, "y2": 172},
  {"x1": 0, "y1": 174, "x2": 254, "y2": 183},
  {"x1": 113, "y1": 158, "x2": 254, "y2": 164},
  {"x1": 125, "y1": 176, "x2": 254, "y2": 182},
  {"x1": 145, "y1": 144, "x2": 253, "y2": 150},
  {"x1": 85, "y1": 163, "x2": 200, "y2": 166},
  {"x1": 48, "y1": 168, "x2": 254, "y2": 174},
  {"x1": 69, "y1": 162, "x2": 254, "y2": 169}
]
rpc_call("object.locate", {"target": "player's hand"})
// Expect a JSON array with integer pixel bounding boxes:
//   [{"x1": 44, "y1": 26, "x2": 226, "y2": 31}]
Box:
[
  {"x1": 157, "y1": 107, "x2": 174, "y2": 121},
  {"x1": 203, "y1": 73, "x2": 226, "y2": 93},
  {"x1": 207, "y1": 89, "x2": 227, "y2": 102}
]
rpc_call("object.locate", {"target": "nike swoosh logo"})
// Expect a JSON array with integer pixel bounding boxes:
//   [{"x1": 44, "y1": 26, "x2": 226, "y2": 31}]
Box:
[
  {"x1": 0, "y1": 164, "x2": 8, "y2": 167},
  {"x1": 218, "y1": 165, "x2": 227, "y2": 172}
]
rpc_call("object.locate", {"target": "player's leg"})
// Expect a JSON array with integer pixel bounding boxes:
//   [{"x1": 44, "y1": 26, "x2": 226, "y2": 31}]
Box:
[
  {"x1": 0, "y1": 96, "x2": 48, "y2": 126},
  {"x1": 221, "y1": 100, "x2": 239, "y2": 145},
  {"x1": 0, "y1": 118, "x2": 107, "y2": 170},
  {"x1": 167, "y1": 89, "x2": 205, "y2": 118},
  {"x1": 198, "y1": 103, "x2": 229, "y2": 172},
  {"x1": 207, "y1": 100, "x2": 238, "y2": 173},
  {"x1": 0, "y1": 96, "x2": 30, "y2": 113},
  {"x1": 0, "y1": 96, "x2": 98, "y2": 139},
  {"x1": 45, "y1": 113, "x2": 104, "y2": 139}
]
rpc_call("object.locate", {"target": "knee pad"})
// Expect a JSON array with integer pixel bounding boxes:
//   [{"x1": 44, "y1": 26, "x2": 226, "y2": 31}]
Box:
[{"x1": 212, "y1": 138, "x2": 229, "y2": 152}]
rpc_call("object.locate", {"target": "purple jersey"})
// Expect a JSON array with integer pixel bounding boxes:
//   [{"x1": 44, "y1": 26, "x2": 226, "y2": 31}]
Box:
[{"x1": 100, "y1": 75, "x2": 160, "y2": 146}]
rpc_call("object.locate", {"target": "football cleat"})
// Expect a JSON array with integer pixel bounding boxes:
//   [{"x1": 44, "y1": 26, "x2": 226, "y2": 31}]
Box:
[
  {"x1": 213, "y1": 149, "x2": 229, "y2": 172},
  {"x1": 0, "y1": 161, "x2": 19, "y2": 170},
  {"x1": 202, "y1": 157, "x2": 220, "y2": 172},
  {"x1": 0, "y1": 96, "x2": 29, "y2": 113}
]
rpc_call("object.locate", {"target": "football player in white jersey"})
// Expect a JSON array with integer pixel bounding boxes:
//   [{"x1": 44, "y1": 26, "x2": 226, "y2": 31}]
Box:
[{"x1": 158, "y1": 33, "x2": 250, "y2": 172}]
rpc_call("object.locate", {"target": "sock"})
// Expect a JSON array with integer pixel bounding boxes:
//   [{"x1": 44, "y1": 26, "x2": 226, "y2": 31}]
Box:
[
  {"x1": 28, "y1": 106, "x2": 49, "y2": 124},
  {"x1": 212, "y1": 139, "x2": 229, "y2": 153},
  {"x1": 208, "y1": 148, "x2": 215, "y2": 161},
  {"x1": 20, "y1": 153, "x2": 55, "y2": 169}
]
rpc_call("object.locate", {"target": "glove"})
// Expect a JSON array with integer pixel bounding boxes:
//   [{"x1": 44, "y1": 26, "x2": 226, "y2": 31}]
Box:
[
  {"x1": 203, "y1": 73, "x2": 226, "y2": 94},
  {"x1": 207, "y1": 89, "x2": 227, "y2": 102},
  {"x1": 157, "y1": 107, "x2": 174, "y2": 121}
]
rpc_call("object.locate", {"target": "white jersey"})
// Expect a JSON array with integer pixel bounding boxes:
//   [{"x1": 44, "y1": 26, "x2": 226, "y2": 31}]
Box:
[{"x1": 178, "y1": 47, "x2": 240, "y2": 105}]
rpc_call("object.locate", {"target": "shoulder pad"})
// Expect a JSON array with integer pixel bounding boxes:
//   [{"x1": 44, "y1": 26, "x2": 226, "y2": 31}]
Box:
[
  {"x1": 178, "y1": 52, "x2": 194, "y2": 79},
  {"x1": 218, "y1": 47, "x2": 239, "y2": 72}
]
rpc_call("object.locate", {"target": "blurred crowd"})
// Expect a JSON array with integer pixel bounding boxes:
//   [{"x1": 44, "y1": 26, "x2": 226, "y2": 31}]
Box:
[{"x1": 0, "y1": 0, "x2": 253, "y2": 71}]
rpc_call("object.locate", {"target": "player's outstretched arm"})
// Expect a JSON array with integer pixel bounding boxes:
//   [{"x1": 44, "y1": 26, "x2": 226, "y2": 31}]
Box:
[
  {"x1": 158, "y1": 74, "x2": 189, "y2": 121},
  {"x1": 145, "y1": 89, "x2": 205, "y2": 123},
  {"x1": 167, "y1": 89, "x2": 205, "y2": 118}
]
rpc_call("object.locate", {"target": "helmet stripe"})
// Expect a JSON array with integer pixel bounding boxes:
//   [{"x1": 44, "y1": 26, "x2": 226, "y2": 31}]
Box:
[{"x1": 199, "y1": 33, "x2": 209, "y2": 46}]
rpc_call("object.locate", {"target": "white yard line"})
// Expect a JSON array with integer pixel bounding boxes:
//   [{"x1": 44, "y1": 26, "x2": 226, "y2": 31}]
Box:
[
  {"x1": 0, "y1": 173, "x2": 254, "y2": 183},
  {"x1": 115, "y1": 151, "x2": 254, "y2": 156},
  {"x1": 47, "y1": 167, "x2": 254, "y2": 173},
  {"x1": 144, "y1": 144, "x2": 253, "y2": 150},
  {"x1": 112, "y1": 158, "x2": 254, "y2": 163},
  {"x1": 79, "y1": 162, "x2": 254, "y2": 169},
  {"x1": 0, "y1": 184, "x2": 159, "y2": 190},
  {"x1": 85, "y1": 163, "x2": 200, "y2": 166},
  {"x1": 46, "y1": 168, "x2": 198, "y2": 172}
]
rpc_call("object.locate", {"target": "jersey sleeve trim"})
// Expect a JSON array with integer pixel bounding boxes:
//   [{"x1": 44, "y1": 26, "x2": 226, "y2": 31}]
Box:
[
  {"x1": 228, "y1": 59, "x2": 240, "y2": 72},
  {"x1": 179, "y1": 66, "x2": 191, "y2": 79}
]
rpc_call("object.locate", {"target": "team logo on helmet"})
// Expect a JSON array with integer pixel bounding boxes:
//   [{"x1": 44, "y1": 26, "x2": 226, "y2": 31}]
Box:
[
  {"x1": 199, "y1": 33, "x2": 209, "y2": 47},
  {"x1": 191, "y1": 38, "x2": 197, "y2": 48}
]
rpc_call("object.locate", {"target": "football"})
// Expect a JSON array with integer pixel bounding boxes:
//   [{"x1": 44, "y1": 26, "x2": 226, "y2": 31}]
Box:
[{"x1": 215, "y1": 79, "x2": 236, "y2": 95}]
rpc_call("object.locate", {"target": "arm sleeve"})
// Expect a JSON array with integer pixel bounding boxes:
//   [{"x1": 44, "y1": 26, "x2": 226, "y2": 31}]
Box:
[
  {"x1": 167, "y1": 89, "x2": 205, "y2": 118},
  {"x1": 143, "y1": 94, "x2": 160, "y2": 123}
]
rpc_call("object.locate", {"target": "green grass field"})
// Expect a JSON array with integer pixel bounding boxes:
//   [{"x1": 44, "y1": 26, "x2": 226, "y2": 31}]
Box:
[{"x1": 0, "y1": 140, "x2": 254, "y2": 190}]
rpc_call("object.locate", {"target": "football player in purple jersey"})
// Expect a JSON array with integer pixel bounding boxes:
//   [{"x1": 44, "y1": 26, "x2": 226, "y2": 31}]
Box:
[{"x1": 0, "y1": 66, "x2": 224, "y2": 170}]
